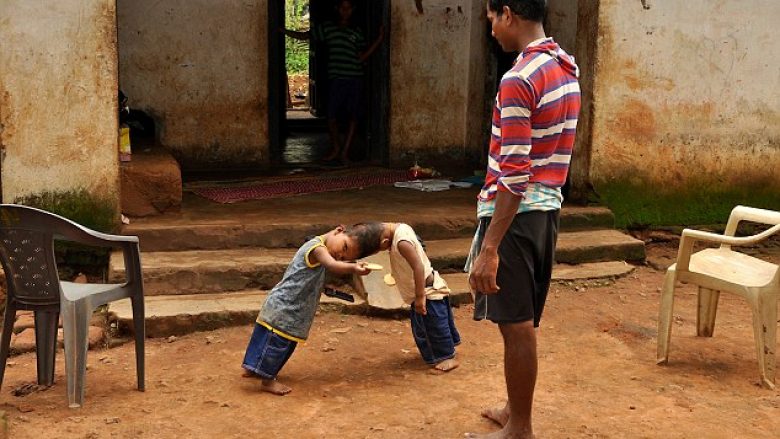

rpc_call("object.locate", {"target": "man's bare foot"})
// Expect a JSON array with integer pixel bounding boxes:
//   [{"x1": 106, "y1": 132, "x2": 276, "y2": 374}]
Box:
[
  {"x1": 242, "y1": 369, "x2": 258, "y2": 379},
  {"x1": 321, "y1": 149, "x2": 340, "y2": 162},
  {"x1": 481, "y1": 404, "x2": 509, "y2": 427},
  {"x1": 463, "y1": 429, "x2": 533, "y2": 439},
  {"x1": 432, "y1": 358, "x2": 460, "y2": 372},
  {"x1": 260, "y1": 378, "x2": 292, "y2": 396}
]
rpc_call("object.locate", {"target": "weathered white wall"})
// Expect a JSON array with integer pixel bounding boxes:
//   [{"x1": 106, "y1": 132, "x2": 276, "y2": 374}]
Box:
[
  {"x1": 390, "y1": 0, "x2": 487, "y2": 164},
  {"x1": 588, "y1": 0, "x2": 780, "y2": 192},
  {"x1": 117, "y1": 0, "x2": 268, "y2": 170},
  {"x1": 0, "y1": 0, "x2": 120, "y2": 207}
]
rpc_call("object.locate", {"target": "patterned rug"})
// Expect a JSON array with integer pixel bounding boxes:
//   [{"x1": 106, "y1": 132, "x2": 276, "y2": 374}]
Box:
[{"x1": 190, "y1": 169, "x2": 411, "y2": 204}]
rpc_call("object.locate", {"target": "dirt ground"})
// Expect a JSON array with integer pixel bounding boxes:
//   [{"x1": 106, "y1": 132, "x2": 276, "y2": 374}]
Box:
[{"x1": 2, "y1": 243, "x2": 779, "y2": 439}]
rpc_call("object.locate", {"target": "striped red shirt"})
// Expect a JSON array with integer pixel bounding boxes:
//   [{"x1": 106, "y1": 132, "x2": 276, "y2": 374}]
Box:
[{"x1": 479, "y1": 38, "x2": 581, "y2": 203}]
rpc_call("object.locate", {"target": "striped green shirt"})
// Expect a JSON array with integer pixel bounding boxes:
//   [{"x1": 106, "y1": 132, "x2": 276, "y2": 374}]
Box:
[{"x1": 312, "y1": 22, "x2": 366, "y2": 79}]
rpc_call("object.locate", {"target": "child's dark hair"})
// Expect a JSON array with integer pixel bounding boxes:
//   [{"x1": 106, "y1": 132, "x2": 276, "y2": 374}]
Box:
[
  {"x1": 487, "y1": 0, "x2": 546, "y2": 23},
  {"x1": 344, "y1": 222, "x2": 383, "y2": 259}
]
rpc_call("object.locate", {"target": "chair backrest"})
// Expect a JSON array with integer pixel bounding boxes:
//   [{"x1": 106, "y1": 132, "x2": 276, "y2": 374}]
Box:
[
  {"x1": 724, "y1": 206, "x2": 780, "y2": 237},
  {"x1": 0, "y1": 205, "x2": 111, "y2": 307},
  {"x1": 723, "y1": 206, "x2": 780, "y2": 287}
]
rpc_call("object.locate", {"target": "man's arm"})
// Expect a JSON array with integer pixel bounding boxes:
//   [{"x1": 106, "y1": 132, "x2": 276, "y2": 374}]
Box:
[
  {"x1": 397, "y1": 240, "x2": 428, "y2": 315},
  {"x1": 469, "y1": 191, "x2": 522, "y2": 294},
  {"x1": 309, "y1": 246, "x2": 370, "y2": 276},
  {"x1": 358, "y1": 25, "x2": 384, "y2": 63},
  {"x1": 469, "y1": 76, "x2": 535, "y2": 294},
  {"x1": 281, "y1": 28, "x2": 311, "y2": 41}
]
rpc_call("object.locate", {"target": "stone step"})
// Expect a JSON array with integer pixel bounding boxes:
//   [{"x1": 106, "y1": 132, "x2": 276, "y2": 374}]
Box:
[
  {"x1": 109, "y1": 263, "x2": 635, "y2": 338},
  {"x1": 110, "y1": 230, "x2": 643, "y2": 296},
  {"x1": 123, "y1": 204, "x2": 614, "y2": 252}
]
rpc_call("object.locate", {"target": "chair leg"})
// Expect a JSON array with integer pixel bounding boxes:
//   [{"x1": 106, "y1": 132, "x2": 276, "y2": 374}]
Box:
[
  {"x1": 696, "y1": 288, "x2": 720, "y2": 337},
  {"x1": 61, "y1": 301, "x2": 91, "y2": 408},
  {"x1": 130, "y1": 295, "x2": 145, "y2": 392},
  {"x1": 33, "y1": 310, "x2": 59, "y2": 386},
  {"x1": 0, "y1": 304, "x2": 16, "y2": 390},
  {"x1": 656, "y1": 270, "x2": 677, "y2": 365},
  {"x1": 750, "y1": 296, "x2": 777, "y2": 390}
]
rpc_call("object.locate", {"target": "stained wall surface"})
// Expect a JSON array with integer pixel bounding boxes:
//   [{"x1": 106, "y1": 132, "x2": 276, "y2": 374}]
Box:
[
  {"x1": 390, "y1": 0, "x2": 490, "y2": 164},
  {"x1": 0, "y1": 0, "x2": 120, "y2": 209},
  {"x1": 587, "y1": 0, "x2": 780, "y2": 193},
  {"x1": 117, "y1": 0, "x2": 268, "y2": 170}
]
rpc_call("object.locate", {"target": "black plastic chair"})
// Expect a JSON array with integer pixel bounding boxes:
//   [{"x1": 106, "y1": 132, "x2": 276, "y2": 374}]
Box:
[{"x1": 0, "y1": 204, "x2": 145, "y2": 407}]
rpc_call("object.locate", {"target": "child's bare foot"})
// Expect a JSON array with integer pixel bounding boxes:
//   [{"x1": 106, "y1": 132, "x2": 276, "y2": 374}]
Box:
[
  {"x1": 432, "y1": 358, "x2": 459, "y2": 372},
  {"x1": 261, "y1": 378, "x2": 292, "y2": 396},
  {"x1": 480, "y1": 403, "x2": 509, "y2": 427}
]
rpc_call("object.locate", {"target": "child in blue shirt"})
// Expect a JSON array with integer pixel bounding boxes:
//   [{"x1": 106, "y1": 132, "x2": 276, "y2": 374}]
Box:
[{"x1": 241, "y1": 223, "x2": 382, "y2": 395}]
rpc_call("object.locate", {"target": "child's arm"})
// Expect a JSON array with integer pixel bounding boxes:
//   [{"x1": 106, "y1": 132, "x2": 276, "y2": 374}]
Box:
[
  {"x1": 358, "y1": 25, "x2": 384, "y2": 63},
  {"x1": 309, "y1": 246, "x2": 371, "y2": 276},
  {"x1": 396, "y1": 240, "x2": 427, "y2": 316}
]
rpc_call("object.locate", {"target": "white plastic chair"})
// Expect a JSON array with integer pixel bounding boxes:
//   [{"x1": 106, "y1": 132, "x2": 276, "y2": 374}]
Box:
[
  {"x1": 656, "y1": 206, "x2": 780, "y2": 388},
  {"x1": 0, "y1": 204, "x2": 145, "y2": 407}
]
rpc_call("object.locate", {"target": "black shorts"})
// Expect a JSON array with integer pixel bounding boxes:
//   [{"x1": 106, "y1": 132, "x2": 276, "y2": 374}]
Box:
[
  {"x1": 327, "y1": 78, "x2": 362, "y2": 121},
  {"x1": 473, "y1": 210, "x2": 559, "y2": 327}
]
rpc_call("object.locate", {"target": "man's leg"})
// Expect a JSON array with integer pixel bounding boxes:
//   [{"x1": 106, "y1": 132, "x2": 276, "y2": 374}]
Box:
[
  {"x1": 323, "y1": 118, "x2": 342, "y2": 161},
  {"x1": 341, "y1": 118, "x2": 357, "y2": 163},
  {"x1": 472, "y1": 320, "x2": 536, "y2": 439},
  {"x1": 499, "y1": 321, "x2": 537, "y2": 438}
]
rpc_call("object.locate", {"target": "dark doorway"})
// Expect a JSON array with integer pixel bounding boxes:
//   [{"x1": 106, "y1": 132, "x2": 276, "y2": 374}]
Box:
[{"x1": 268, "y1": 0, "x2": 390, "y2": 168}]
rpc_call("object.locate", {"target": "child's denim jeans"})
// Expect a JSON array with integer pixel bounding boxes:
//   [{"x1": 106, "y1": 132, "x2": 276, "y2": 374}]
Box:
[{"x1": 410, "y1": 297, "x2": 461, "y2": 364}]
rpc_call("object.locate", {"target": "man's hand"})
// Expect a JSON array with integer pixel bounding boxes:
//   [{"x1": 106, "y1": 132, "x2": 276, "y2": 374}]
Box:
[
  {"x1": 353, "y1": 262, "x2": 371, "y2": 276},
  {"x1": 414, "y1": 296, "x2": 427, "y2": 315},
  {"x1": 469, "y1": 249, "x2": 500, "y2": 294}
]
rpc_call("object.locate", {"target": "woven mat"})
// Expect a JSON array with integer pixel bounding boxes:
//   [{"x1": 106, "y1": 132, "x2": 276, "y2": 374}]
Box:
[{"x1": 190, "y1": 169, "x2": 411, "y2": 204}]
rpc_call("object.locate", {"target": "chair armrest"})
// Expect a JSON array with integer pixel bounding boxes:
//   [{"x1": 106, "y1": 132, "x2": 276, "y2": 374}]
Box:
[
  {"x1": 676, "y1": 224, "x2": 780, "y2": 271},
  {"x1": 54, "y1": 221, "x2": 139, "y2": 248}
]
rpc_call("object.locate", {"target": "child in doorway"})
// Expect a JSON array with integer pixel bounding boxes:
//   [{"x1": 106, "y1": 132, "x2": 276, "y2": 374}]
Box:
[
  {"x1": 370, "y1": 222, "x2": 461, "y2": 372},
  {"x1": 241, "y1": 224, "x2": 381, "y2": 395}
]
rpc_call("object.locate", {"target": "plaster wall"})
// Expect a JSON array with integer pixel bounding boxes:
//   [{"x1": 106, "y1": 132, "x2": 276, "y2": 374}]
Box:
[
  {"x1": 117, "y1": 0, "x2": 268, "y2": 170},
  {"x1": 390, "y1": 0, "x2": 486, "y2": 164},
  {"x1": 0, "y1": 0, "x2": 120, "y2": 206},
  {"x1": 589, "y1": 0, "x2": 780, "y2": 192}
]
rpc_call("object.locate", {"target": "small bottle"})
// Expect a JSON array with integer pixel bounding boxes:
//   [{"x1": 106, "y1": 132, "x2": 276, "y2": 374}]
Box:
[
  {"x1": 119, "y1": 124, "x2": 132, "y2": 162},
  {"x1": 408, "y1": 161, "x2": 422, "y2": 179}
]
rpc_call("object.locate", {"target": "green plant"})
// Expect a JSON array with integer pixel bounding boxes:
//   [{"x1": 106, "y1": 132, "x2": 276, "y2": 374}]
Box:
[
  {"x1": 14, "y1": 189, "x2": 118, "y2": 233},
  {"x1": 286, "y1": 38, "x2": 309, "y2": 74},
  {"x1": 285, "y1": 0, "x2": 310, "y2": 75},
  {"x1": 595, "y1": 179, "x2": 780, "y2": 229}
]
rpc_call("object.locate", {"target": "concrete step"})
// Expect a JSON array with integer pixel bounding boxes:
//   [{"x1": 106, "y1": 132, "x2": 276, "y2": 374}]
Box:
[
  {"x1": 123, "y1": 203, "x2": 614, "y2": 252},
  {"x1": 110, "y1": 229, "x2": 642, "y2": 296},
  {"x1": 109, "y1": 263, "x2": 635, "y2": 338}
]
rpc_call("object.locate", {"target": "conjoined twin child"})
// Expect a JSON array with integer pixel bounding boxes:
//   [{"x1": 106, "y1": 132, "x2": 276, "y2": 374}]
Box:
[{"x1": 241, "y1": 222, "x2": 461, "y2": 395}]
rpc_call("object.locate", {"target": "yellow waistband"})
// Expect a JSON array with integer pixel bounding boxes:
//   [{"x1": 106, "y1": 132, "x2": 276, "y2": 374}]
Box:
[{"x1": 256, "y1": 320, "x2": 307, "y2": 344}]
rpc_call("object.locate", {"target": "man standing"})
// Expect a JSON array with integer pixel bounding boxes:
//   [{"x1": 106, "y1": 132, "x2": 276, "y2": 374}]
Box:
[{"x1": 467, "y1": 1, "x2": 580, "y2": 438}]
